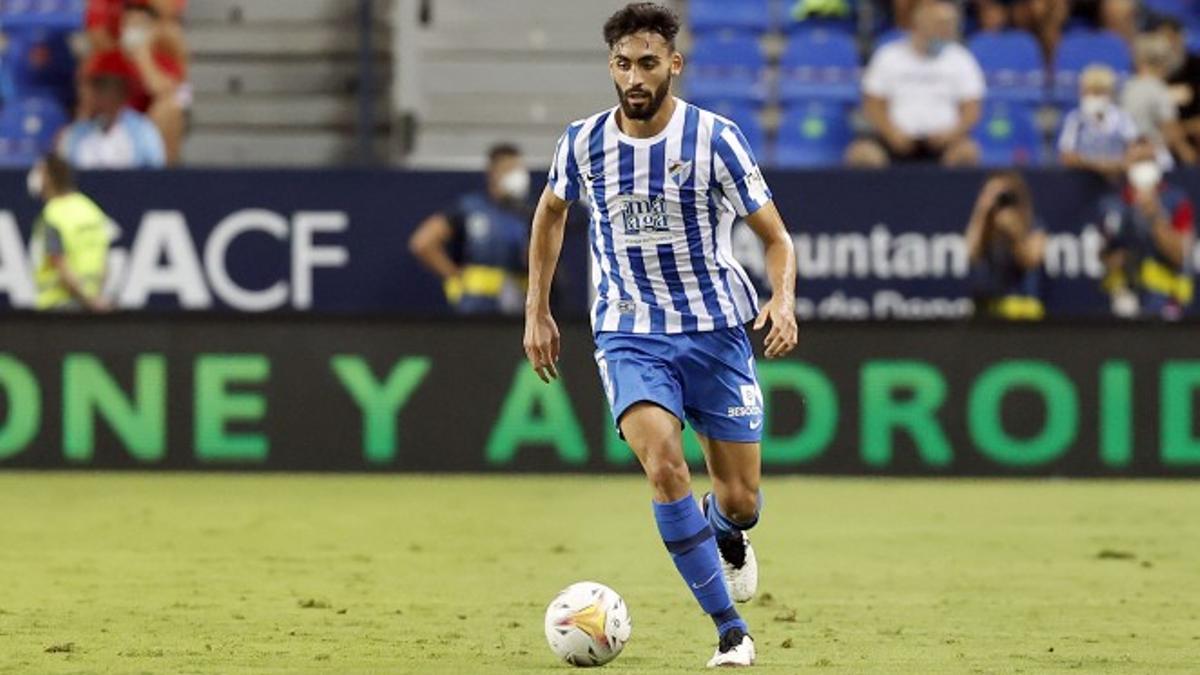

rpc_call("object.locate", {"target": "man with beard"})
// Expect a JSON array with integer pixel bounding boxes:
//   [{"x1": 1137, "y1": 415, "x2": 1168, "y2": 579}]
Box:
[
  {"x1": 523, "y1": 3, "x2": 798, "y2": 667},
  {"x1": 409, "y1": 143, "x2": 532, "y2": 315}
]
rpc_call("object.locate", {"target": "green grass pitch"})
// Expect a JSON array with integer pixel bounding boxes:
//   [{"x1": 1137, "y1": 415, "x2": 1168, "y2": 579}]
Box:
[{"x1": 0, "y1": 473, "x2": 1198, "y2": 673}]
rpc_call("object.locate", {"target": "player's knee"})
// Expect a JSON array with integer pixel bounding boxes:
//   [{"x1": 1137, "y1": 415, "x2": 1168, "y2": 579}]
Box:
[{"x1": 642, "y1": 446, "x2": 689, "y2": 498}]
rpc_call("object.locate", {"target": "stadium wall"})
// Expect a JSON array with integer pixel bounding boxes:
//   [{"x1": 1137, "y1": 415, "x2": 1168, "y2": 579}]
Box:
[
  {"x1": 0, "y1": 315, "x2": 1198, "y2": 477},
  {"x1": 0, "y1": 168, "x2": 1196, "y2": 317}
]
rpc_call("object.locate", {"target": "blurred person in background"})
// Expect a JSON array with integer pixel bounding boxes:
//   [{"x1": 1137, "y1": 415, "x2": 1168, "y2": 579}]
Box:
[
  {"x1": 1154, "y1": 17, "x2": 1200, "y2": 149},
  {"x1": 1100, "y1": 138, "x2": 1194, "y2": 319},
  {"x1": 1122, "y1": 33, "x2": 1197, "y2": 168},
  {"x1": 1058, "y1": 64, "x2": 1139, "y2": 180},
  {"x1": 848, "y1": 0, "x2": 985, "y2": 168},
  {"x1": 28, "y1": 155, "x2": 113, "y2": 312},
  {"x1": 408, "y1": 143, "x2": 532, "y2": 316},
  {"x1": 965, "y1": 171, "x2": 1047, "y2": 320},
  {"x1": 83, "y1": 0, "x2": 189, "y2": 164},
  {"x1": 59, "y1": 59, "x2": 166, "y2": 168}
]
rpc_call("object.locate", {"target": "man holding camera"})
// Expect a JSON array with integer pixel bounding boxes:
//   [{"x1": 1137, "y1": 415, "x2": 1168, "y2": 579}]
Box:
[{"x1": 965, "y1": 171, "x2": 1047, "y2": 320}]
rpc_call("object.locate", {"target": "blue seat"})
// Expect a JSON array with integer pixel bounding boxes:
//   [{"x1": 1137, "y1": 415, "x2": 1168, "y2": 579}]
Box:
[
  {"x1": 1142, "y1": 0, "x2": 1193, "y2": 22},
  {"x1": 1053, "y1": 30, "x2": 1132, "y2": 104},
  {"x1": 689, "y1": 0, "x2": 773, "y2": 35},
  {"x1": 774, "y1": 101, "x2": 853, "y2": 167},
  {"x1": 972, "y1": 101, "x2": 1041, "y2": 166},
  {"x1": 0, "y1": 95, "x2": 67, "y2": 166},
  {"x1": 968, "y1": 31, "x2": 1046, "y2": 103},
  {"x1": 3, "y1": 27, "x2": 77, "y2": 101},
  {"x1": 696, "y1": 99, "x2": 766, "y2": 157},
  {"x1": 875, "y1": 28, "x2": 909, "y2": 48},
  {"x1": 0, "y1": 0, "x2": 84, "y2": 30},
  {"x1": 779, "y1": 29, "x2": 861, "y2": 103},
  {"x1": 685, "y1": 33, "x2": 767, "y2": 103}
]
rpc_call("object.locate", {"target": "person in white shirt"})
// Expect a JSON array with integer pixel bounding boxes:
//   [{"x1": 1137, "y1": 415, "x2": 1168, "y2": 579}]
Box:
[
  {"x1": 847, "y1": 0, "x2": 985, "y2": 167},
  {"x1": 58, "y1": 69, "x2": 166, "y2": 170},
  {"x1": 1058, "y1": 65, "x2": 1139, "y2": 180}
]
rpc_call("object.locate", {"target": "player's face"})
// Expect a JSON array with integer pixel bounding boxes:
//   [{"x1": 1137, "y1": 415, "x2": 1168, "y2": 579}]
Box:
[{"x1": 609, "y1": 32, "x2": 682, "y2": 121}]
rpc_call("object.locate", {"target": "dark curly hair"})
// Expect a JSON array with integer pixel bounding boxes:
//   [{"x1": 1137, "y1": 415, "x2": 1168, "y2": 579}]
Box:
[{"x1": 603, "y1": 2, "x2": 680, "y2": 51}]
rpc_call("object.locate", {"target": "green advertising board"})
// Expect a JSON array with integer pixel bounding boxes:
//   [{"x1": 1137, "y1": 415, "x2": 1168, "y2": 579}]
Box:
[{"x1": 0, "y1": 316, "x2": 1198, "y2": 475}]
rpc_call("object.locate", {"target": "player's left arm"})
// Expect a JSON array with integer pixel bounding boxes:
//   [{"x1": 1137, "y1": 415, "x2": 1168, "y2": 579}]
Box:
[{"x1": 743, "y1": 202, "x2": 798, "y2": 359}]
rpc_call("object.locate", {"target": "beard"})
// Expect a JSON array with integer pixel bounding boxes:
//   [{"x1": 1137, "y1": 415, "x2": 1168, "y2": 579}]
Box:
[{"x1": 615, "y1": 76, "x2": 672, "y2": 121}]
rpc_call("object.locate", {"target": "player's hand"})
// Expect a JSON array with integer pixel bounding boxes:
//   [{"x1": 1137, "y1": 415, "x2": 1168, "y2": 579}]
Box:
[
  {"x1": 523, "y1": 309, "x2": 561, "y2": 383},
  {"x1": 753, "y1": 295, "x2": 798, "y2": 359}
]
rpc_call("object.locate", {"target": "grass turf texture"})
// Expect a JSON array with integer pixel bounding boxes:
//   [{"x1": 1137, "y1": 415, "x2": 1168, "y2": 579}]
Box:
[{"x1": 0, "y1": 474, "x2": 1197, "y2": 674}]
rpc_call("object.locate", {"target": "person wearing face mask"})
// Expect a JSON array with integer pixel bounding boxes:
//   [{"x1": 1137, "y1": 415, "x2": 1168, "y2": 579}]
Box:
[
  {"x1": 1058, "y1": 65, "x2": 1139, "y2": 179},
  {"x1": 1099, "y1": 138, "x2": 1195, "y2": 319},
  {"x1": 81, "y1": 0, "x2": 189, "y2": 165},
  {"x1": 27, "y1": 155, "x2": 114, "y2": 312},
  {"x1": 965, "y1": 171, "x2": 1047, "y2": 320},
  {"x1": 847, "y1": 0, "x2": 985, "y2": 167},
  {"x1": 408, "y1": 143, "x2": 533, "y2": 315}
]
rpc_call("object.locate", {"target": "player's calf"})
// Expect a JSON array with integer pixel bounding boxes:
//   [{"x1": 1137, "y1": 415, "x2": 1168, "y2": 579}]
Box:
[{"x1": 703, "y1": 492, "x2": 761, "y2": 603}]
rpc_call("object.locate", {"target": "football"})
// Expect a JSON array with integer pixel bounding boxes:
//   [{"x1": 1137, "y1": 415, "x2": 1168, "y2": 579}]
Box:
[{"x1": 543, "y1": 581, "x2": 632, "y2": 667}]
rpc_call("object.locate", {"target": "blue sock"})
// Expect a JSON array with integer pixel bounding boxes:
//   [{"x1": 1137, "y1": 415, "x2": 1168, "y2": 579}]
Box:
[
  {"x1": 653, "y1": 493, "x2": 748, "y2": 636},
  {"x1": 705, "y1": 491, "x2": 763, "y2": 539}
]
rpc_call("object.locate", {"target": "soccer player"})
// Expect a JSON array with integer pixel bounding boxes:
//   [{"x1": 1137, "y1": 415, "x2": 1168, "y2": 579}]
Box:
[{"x1": 523, "y1": 3, "x2": 798, "y2": 667}]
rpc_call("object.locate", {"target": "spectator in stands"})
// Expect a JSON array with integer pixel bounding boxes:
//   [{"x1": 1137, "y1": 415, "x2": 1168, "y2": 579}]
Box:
[
  {"x1": 1099, "y1": 138, "x2": 1194, "y2": 319},
  {"x1": 965, "y1": 171, "x2": 1047, "y2": 320},
  {"x1": 848, "y1": 0, "x2": 985, "y2": 168},
  {"x1": 1011, "y1": 0, "x2": 1068, "y2": 62},
  {"x1": 1154, "y1": 17, "x2": 1200, "y2": 149},
  {"x1": 1058, "y1": 65, "x2": 1139, "y2": 179},
  {"x1": 27, "y1": 154, "x2": 113, "y2": 312},
  {"x1": 408, "y1": 144, "x2": 532, "y2": 316},
  {"x1": 1122, "y1": 33, "x2": 1197, "y2": 168},
  {"x1": 971, "y1": 0, "x2": 1010, "y2": 33},
  {"x1": 59, "y1": 61, "x2": 166, "y2": 169},
  {"x1": 83, "y1": 0, "x2": 189, "y2": 164}
]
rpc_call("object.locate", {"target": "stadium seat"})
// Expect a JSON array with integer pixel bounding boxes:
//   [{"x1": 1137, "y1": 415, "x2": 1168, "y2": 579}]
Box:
[
  {"x1": 773, "y1": 101, "x2": 853, "y2": 167},
  {"x1": 2, "y1": 27, "x2": 77, "y2": 101},
  {"x1": 684, "y1": 32, "x2": 767, "y2": 103},
  {"x1": 688, "y1": 0, "x2": 773, "y2": 35},
  {"x1": 1142, "y1": 0, "x2": 1194, "y2": 23},
  {"x1": 0, "y1": 95, "x2": 67, "y2": 166},
  {"x1": 1053, "y1": 30, "x2": 1132, "y2": 104},
  {"x1": 695, "y1": 99, "x2": 767, "y2": 157},
  {"x1": 0, "y1": 0, "x2": 84, "y2": 30},
  {"x1": 875, "y1": 27, "x2": 909, "y2": 48},
  {"x1": 972, "y1": 101, "x2": 1041, "y2": 166},
  {"x1": 968, "y1": 31, "x2": 1046, "y2": 103},
  {"x1": 778, "y1": 29, "x2": 861, "y2": 104}
]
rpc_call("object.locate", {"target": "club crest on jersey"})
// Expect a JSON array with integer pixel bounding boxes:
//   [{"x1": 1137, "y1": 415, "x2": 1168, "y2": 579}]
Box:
[{"x1": 667, "y1": 159, "x2": 692, "y2": 186}]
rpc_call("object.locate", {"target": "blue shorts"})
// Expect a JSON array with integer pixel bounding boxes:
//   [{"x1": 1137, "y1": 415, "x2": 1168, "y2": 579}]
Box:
[{"x1": 593, "y1": 326, "x2": 763, "y2": 444}]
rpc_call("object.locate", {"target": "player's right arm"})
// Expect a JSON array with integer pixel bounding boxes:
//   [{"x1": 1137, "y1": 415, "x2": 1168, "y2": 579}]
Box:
[{"x1": 524, "y1": 186, "x2": 570, "y2": 383}]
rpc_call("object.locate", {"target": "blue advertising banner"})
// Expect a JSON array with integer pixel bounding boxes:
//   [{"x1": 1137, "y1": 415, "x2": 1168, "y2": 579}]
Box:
[{"x1": 0, "y1": 167, "x2": 1194, "y2": 317}]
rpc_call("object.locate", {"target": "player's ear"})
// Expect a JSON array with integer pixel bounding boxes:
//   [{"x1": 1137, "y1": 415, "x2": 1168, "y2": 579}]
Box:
[{"x1": 670, "y1": 50, "x2": 683, "y2": 76}]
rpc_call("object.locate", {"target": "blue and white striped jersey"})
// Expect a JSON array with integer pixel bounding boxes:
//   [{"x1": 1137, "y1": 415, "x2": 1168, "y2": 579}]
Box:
[{"x1": 547, "y1": 98, "x2": 772, "y2": 335}]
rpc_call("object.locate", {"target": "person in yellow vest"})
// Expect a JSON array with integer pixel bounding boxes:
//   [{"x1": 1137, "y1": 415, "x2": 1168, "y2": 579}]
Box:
[{"x1": 28, "y1": 154, "x2": 113, "y2": 312}]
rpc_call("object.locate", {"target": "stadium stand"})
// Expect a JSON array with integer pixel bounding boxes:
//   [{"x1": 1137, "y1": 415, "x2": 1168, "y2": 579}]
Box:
[
  {"x1": 1052, "y1": 30, "x2": 1133, "y2": 105},
  {"x1": 778, "y1": 28, "x2": 860, "y2": 104},
  {"x1": 967, "y1": 30, "x2": 1045, "y2": 103},
  {"x1": 774, "y1": 100, "x2": 853, "y2": 167},
  {"x1": 973, "y1": 99, "x2": 1041, "y2": 166}
]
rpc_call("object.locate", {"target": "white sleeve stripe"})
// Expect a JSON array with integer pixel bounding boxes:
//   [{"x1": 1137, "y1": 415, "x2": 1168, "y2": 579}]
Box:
[{"x1": 713, "y1": 152, "x2": 749, "y2": 216}]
